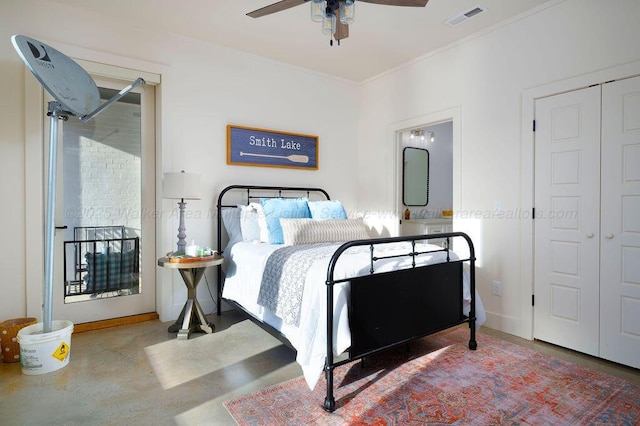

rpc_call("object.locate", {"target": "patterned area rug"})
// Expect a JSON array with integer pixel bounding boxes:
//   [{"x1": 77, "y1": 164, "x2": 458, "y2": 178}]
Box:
[{"x1": 224, "y1": 327, "x2": 640, "y2": 425}]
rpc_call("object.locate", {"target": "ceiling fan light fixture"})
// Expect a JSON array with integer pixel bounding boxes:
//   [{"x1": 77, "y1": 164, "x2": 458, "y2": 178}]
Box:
[
  {"x1": 311, "y1": 0, "x2": 325, "y2": 23},
  {"x1": 340, "y1": 0, "x2": 355, "y2": 25},
  {"x1": 322, "y1": 9, "x2": 337, "y2": 36},
  {"x1": 247, "y1": 0, "x2": 429, "y2": 45}
]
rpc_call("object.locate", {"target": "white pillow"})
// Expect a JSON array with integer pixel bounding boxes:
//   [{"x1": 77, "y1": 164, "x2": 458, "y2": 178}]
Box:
[
  {"x1": 220, "y1": 207, "x2": 242, "y2": 248},
  {"x1": 238, "y1": 204, "x2": 261, "y2": 241},
  {"x1": 249, "y1": 202, "x2": 270, "y2": 243},
  {"x1": 280, "y1": 218, "x2": 370, "y2": 246}
]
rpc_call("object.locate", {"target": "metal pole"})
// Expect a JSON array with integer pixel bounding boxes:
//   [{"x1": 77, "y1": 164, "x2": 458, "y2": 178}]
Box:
[
  {"x1": 80, "y1": 77, "x2": 145, "y2": 123},
  {"x1": 43, "y1": 103, "x2": 63, "y2": 333}
]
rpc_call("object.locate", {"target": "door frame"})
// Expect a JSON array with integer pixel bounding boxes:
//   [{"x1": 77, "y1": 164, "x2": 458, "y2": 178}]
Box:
[
  {"x1": 47, "y1": 77, "x2": 155, "y2": 323},
  {"x1": 24, "y1": 40, "x2": 162, "y2": 321},
  {"x1": 390, "y1": 107, "x2": 462, "y2": 237},
  {"x1": 519, "y1": 60, "x2": 640, "y2": 340}
]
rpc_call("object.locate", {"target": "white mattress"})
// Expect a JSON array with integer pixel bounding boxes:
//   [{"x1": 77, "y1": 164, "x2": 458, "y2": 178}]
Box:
[{"x1": 222, "y1": 240, "x2": 486, "y2": 390}]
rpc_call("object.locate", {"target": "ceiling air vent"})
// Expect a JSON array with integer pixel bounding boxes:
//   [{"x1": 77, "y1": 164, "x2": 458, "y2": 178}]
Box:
[{"x1": 444, "y1": 4, "x2": 488, "y2": 27}]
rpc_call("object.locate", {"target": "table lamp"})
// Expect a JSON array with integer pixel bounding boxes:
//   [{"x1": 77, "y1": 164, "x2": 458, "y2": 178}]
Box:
[{"x1": 163, "y1": 170, "x2": 201, "y2": 255}]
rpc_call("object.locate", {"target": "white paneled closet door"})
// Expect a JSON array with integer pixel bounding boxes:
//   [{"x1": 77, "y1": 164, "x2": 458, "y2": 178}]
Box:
[
  {"x1": 600, "y1": 76, "x2": 640, "y2": 369},
  {"x1": 534, "y1": 76, "x2": 640, "y2": 369},
  {"x1": 534, "y1": 86, "x2": 601, "y2": 357}
]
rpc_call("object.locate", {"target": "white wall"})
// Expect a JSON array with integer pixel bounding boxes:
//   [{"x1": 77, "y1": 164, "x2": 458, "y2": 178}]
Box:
[
  {"x1": 358, "y1": 0, "x2": 640, "y2": 338},
  {"x1": 0, "y1": 0, "x2": 359, "y2": 322}
]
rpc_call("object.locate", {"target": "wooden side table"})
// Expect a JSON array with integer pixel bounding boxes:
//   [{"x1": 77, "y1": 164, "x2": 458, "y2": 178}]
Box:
[{"x1": 157, "y1": 254, "x2": 223, "y2": 340}]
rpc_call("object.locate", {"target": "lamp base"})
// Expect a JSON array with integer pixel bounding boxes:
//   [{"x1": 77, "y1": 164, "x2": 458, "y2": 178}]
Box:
[{"x1": 176, "y1": 199, "x2": 187, "y2": 255}]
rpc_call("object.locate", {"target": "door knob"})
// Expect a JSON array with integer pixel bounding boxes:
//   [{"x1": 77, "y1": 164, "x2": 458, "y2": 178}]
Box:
[
  {"x1": 606, "y1": 233, "x2": 614, "y2": 239},
  {"x1": 586, "y1": 232, "x2": 594, "y2": 238}
]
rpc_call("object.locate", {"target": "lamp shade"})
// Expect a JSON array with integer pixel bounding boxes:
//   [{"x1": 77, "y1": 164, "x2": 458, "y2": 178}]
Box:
[{"x1": 163, "y1": 171, "x2": 201, "y2": 200}]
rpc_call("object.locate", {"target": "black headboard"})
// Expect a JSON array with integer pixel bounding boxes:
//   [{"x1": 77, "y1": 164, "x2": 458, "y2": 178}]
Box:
[
  {"x1": 216, "y1": 184, "x2": 330, "y2": 253},
  {"x1": 215, "y1": 185, "x2": 331, "y2": 314}
]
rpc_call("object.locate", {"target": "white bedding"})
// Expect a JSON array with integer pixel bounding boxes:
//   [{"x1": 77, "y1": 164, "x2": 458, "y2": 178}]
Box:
[{"x1": 222, "y1": 240, "x2": 486, "y2": 390}]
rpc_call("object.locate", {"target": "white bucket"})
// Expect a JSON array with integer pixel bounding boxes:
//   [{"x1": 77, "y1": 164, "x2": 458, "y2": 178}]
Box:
[{"x1": 17, "y1": 320, "x2": 73, "y2": 375}]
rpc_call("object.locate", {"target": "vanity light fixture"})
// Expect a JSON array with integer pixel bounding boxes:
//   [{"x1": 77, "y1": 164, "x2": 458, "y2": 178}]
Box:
[
  {"x1": 429, "y1": 131, "x2": 435, "y2": 142},
  {"x1": 410, "y1": 129, "x2": 425, "y2": 140}
]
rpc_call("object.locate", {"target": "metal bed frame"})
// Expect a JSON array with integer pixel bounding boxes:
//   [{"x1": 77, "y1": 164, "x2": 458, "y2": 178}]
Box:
[{"x1": 216, "y1": 184, "x2": 477, "y2": 412}]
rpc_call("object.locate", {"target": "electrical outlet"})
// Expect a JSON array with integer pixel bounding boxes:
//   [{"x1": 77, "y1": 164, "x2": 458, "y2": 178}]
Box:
[{"x1": 492, "y1": 281, "x2": 502, "y2": 296}]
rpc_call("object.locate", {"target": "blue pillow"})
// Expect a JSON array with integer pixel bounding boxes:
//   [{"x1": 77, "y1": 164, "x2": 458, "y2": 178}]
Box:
[
  {"x1": 260, "y1": 198, "x2": 311, "y2": 244},
  {"x1": 308, "y1": 200, "x2": 347, "y2": 220}
]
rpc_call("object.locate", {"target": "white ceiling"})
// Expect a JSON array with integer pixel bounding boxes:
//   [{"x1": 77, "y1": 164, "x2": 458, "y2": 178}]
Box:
[{"x1": 48, "y1": 0, "x2": 554, "y2": 82}]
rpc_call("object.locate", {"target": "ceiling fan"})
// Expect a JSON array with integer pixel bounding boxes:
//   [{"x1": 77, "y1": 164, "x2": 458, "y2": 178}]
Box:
[{"x1": 247, "y1": 0, "x2": 429, "y2": 46}]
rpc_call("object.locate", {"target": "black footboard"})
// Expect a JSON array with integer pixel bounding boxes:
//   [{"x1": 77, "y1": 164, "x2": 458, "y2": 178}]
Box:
[
  {"x1": 349, "y1": 261, "x2": 463, "y2": 358},
  {"x1": 323, "y1": 232, "x2": 477, "y2": 412}
]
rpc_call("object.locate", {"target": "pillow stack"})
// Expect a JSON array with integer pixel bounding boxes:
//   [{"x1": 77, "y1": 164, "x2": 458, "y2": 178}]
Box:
[{"x1": 221, "y1": 198, "x2": 369, "y2": 246}]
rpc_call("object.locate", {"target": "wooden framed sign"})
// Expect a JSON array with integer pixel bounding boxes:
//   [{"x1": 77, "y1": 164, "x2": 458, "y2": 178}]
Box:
[{"x1": 227, "y1": 125, "x2": 318, "y2": 170}]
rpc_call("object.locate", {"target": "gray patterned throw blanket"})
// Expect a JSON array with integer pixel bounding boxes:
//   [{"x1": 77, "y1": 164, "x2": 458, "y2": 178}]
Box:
[{"x1": 257, "y1": 242, "x2": 341, "y2": 327}]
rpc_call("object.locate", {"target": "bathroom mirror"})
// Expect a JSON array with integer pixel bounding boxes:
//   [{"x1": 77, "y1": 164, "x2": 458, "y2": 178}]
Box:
[{"x1": 403, "y1": 147, "x2": 429, "y2": 206}]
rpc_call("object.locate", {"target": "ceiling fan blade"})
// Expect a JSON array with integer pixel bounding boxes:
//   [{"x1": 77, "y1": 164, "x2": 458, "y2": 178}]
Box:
[
  {"x1": 247, "y1": 0, "x2": 309, "y2": 18},
  {"x1": 358, "y1": 0, "x2": 428, "y2": 7},
  {"x1": 335, "y1": 9, "x2": 349, "y2": 41}
]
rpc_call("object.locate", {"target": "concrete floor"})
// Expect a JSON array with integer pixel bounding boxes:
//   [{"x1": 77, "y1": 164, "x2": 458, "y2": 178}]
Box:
[{"x1": 1, "y1": 311, "x2": 639, "y2": 425}]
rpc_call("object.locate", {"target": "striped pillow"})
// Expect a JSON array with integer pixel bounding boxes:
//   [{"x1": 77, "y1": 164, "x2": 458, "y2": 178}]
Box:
[{"x1": 280, "y1": 218, "x2": 369, "y2": 245}]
